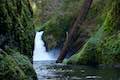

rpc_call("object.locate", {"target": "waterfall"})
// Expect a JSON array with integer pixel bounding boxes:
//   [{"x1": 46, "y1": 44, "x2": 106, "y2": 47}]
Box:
[{"x1": 33, "y1": 31, "x2": 60, "y2": 61}]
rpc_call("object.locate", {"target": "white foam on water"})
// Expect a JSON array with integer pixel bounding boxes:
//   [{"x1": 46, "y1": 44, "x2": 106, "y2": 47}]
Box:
[{"x1": 33, "y1": 31, "x2": 59, "y2": 61}]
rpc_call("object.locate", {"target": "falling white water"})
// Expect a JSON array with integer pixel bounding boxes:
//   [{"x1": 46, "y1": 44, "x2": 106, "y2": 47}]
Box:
[{"x1": 33, "y1": 31, "x2": 60, "y2": 61}]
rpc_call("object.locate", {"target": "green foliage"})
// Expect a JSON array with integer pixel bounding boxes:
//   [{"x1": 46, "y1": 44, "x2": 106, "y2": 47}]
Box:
[
  {"x1": 42, "y1": 0, "x2": 83, "y2": 50},
  {"x1": 103, "y1": 1, "x2": 120, "y2": 34},
  {"x1": 42, "y1": 0, "x2": 112, "y2": 50},
  {"x1": 0, "y1": 49, "x2": 37, "y2": 80},
  {"x1": 0, "y1": 0, "x2": 37, "y2": 80},
  {"x1": 0, "y1": 0, "x2": 34, "y2": 60},
  {"x1": 98, "y1": 34, "x2": 120, "y2": 64},
  {"x1": 67, "y1": 0, "x2": 120, "y2": 65}
]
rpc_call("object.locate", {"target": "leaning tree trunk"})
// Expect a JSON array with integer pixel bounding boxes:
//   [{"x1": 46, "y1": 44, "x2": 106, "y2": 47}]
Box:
[{"x1": 56, "y1": 0, "x2": 93, "y2": 63}]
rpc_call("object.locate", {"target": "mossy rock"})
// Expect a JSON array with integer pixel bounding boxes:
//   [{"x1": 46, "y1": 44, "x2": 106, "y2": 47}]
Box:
[
  {"x1": 0, "y1": 49, "x2": 37, "y2": 80},
  {"x1": 0, "y1": 0, "x2": 37, "y2": 79},
  {"x1": 0, "y1": 0, "x2": 34, "y2": 60}
]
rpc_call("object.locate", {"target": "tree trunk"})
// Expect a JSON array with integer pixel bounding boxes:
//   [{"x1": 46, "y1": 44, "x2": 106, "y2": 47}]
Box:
[{"x1": 56, "y1": 0, "x2": 93, "y2": 63}]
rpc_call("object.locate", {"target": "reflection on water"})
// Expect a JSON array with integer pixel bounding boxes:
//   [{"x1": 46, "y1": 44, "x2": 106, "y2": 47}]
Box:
[{"x1": 33, "y1": 60, "x2": 120, "y2": 80}]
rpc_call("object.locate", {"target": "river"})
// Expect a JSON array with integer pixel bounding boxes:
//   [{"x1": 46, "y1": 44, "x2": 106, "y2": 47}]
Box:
[
  {"x1": 33, "y1": 60, "x2": 120, "y2": 80},
  {"x1": 33, "y1": 32, "x2": 120, "y2": 80}
]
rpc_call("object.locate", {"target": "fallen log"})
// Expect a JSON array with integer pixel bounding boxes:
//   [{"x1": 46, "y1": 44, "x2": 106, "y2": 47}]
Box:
[{"x1": 56, "y1": 0, "x2": 93, "y2": 63}]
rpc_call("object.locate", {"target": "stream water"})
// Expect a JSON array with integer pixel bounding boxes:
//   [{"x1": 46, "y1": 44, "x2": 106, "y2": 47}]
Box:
[
  {"x1": 33, "y1": 61, "x2": 120, "y2": 80},
  {"x1": 33, "y1": 32, "x2": 120, "y2": 80}
]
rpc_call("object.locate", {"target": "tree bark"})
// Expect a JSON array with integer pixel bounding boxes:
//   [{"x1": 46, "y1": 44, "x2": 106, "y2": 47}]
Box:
[{"x1": 56, "y1": 0, "x2": 93, "y2": 63}]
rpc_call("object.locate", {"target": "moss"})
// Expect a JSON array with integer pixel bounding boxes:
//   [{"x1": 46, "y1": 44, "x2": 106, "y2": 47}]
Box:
[
  {"x1": 67, "y1": 0, "x2": 120, "y2": 65},
  {"x1": 42, "y1": 0, "x2": 84, "y2": 50},
  {"x1": 97, "y1": 33, "x2": 120, "y2": 64},
  {"x1": 67, "y1": 41, "x2": 102, "y2": 65},
  {"x1": 0, "y1": 49, "x2": 37, "y2": 80},
  {"x1": 11, "y1": 50, "x2": 37, "y2": 80},
  {"x1": 42, "y1": 0, "x2": 111, "y2": 50},
  {"x1": 0, "y1": 0, "x2": 37, "y2": 80},
  {"x1": 0, "y1": 0, "x2": 35, "y2": 60},
  {"x1": 0, "y1": 50, "x2": 27, "y2": 80},
  {"x1": 67, "y1": 25, "x2": 105, "y2": 65}
]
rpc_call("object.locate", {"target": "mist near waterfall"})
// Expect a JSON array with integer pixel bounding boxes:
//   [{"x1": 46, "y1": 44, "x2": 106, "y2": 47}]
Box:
[{"x1": 33, "y1": 31, "x2": 60, "y2": 61}]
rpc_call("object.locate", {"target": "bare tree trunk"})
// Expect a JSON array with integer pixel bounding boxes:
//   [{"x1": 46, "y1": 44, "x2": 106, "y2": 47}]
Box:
[{"x1": 56, "y1": 0, "x2": 93, "y2": 63}]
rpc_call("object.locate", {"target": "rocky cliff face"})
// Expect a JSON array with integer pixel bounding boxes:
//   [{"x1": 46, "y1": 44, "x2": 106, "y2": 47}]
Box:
[{"x1": 0, "y1": 0, "x2": 37, "y2": 80}]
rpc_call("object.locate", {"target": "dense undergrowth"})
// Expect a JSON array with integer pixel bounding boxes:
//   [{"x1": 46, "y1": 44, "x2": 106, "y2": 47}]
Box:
[
  {"x1": 66, "y1": 0, "x2": 120, "y2": 65},
  {"x1": 41, "y1": 0, "x2": 109, "y2": 51},
  {"x1": 0, "y1": 0, "x2": 37, "y2": 80},
  {"x1": 38, "y1": 0, "x2": 120, "y2": 65}
]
